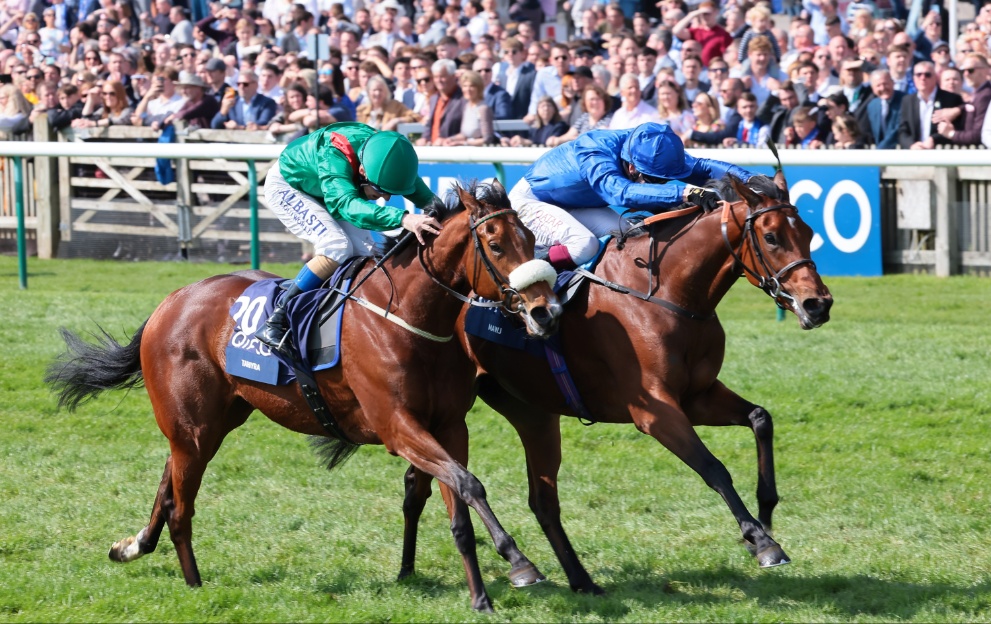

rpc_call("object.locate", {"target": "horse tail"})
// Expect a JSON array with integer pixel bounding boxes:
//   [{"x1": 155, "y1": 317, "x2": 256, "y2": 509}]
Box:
[
  {"x1": 308, "y1": 435, "x2": 360, "y2": 472},
  {"x1": 44, "y1": 321, "x2": 147, "y2": 412}
]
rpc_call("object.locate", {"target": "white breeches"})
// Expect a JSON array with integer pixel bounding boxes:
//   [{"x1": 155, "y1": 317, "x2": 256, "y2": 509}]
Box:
[
  {"x1": 508, "y1": 177, "x2": 630, "y2": 265},
  {"x1": 264, "y1": 162, "x2": 377, "y2": 264}
]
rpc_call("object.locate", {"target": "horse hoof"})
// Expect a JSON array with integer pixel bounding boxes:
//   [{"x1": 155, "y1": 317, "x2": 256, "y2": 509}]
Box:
[
  {"x1": 472, "y1": 597, "x2": 495, "y2": 613},
  {"x1": 396, "y1": 566, "x2": 414, "y2": 582},
  {"x1": 109, "y1": 535, "x2": 144, "y2": 563},
  {"x1": 508, "y1": 562, "x2": 546, "y2": 588},
  {"x1": 756, "y1": 544, "x2": 791, "y2": 568},
  {"x1": 573, "y1": 582, "x2": 606, "y2": 596}
]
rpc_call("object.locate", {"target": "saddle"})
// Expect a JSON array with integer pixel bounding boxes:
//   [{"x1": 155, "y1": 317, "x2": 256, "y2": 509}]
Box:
[{"x1": 225, "y1": 258, "x2": 368, "y2": 386}]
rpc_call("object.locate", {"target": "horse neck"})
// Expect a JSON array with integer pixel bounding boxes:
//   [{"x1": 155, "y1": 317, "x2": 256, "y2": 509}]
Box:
[
  {"x1": 388, "y1": 211, "x2": 473, "y2": 331},
  {"x1": 645, "y1": 205, "x2": 748, "y2": 313}
]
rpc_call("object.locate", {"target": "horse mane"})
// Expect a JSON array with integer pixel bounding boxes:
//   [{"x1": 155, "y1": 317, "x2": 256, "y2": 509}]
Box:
[
  {"x1": 618, "y1": 174, "x2": 782, "y2": 241},
  {"x1": 440, "y1": 179, "x2": 511, "y2": 217}
]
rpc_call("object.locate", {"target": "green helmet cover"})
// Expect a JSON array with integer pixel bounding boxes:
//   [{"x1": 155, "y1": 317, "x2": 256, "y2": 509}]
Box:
[{"x1": 360, "y1": 131, "x2": 419, "y2": 195}]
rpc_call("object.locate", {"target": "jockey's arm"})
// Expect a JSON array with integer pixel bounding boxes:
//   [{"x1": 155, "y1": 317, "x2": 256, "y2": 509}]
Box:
[
  {"x1": 318, "y1": 162, "x2": 408, "y2": 231},
  {"x1": 681, "y1": 157, "x2": 757, "y2": 188},
  {"x1": 582, "y1": 151, "x2": 688, "y2": 212}
]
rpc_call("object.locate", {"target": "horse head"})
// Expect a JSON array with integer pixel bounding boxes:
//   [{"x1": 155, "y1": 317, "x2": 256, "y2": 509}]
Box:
[
  {"x1": 724, "y1": 175, "x2": 832, "y2": 330},
  {"x1": 453, "y1": 180, "x2": 561, "y2": 338}
]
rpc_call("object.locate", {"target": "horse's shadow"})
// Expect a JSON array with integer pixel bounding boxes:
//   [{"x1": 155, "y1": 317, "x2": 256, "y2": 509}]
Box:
[{"x1": 347, "y1": 563, "x2": 989, "y2": 619}]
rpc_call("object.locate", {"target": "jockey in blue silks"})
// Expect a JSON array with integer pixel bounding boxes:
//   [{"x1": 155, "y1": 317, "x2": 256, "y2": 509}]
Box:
[{"x1": 508, "y1": 122, "x2": 759, "y2": 270}]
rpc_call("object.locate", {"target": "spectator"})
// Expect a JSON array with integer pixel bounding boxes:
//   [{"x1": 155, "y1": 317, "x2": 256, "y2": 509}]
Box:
[
  {"x1": 527, "y1": 42, "x2": 571, "y2": 118},
  {"x1": 0, "y1": 85, "x2": 33, "y2": 137},
  {"x1": 723, "y1": 92, "x2": 768, "y2": 147},
  {"x1": 759, "y1": 83, "x2": 802, "y2": 144},
  {"x1": 557, "y1": 73, "x2": 578, "y2": 122},
  {"x1": 258, "y1": 62, "x2": 284, "y2": 101},
  {"x1": 806, "y1": 0, "x2": 845, "y2": 46},
  {"x1": 29, "y1": 80, "x2": 59, "y2": 124},
  {"x1": 784, "y1": 105, "x2": 820, "y2": 147},
  {"x1": 356, "y1": 74, "x2": 418, "y2": 131},
  {"x1": 412, "y1": 64, "x2": 437, "y2": 120},
  {"x1": 898, "y1": 61, "x2": 963, "y2": 149},
  {"x1": 609, "y1": 72, "x2": 659, "y2": 130},
  {"x1": 716, "y1": 76, "x2": 744, "y2": 126},
  {"x1": 132, "y1": 68, "x2": 183, "y2": 126},
  {"x1": 887, "y1": 44, "x2": 915, "y2": 94},
  {"x1": 20, "y1": 66, "x2": 42, "y2": 105},
  {"x1": 865, "y1": 69, "x2": 903, "y2": 148},
  {"x1": 163, "y1": 70, "x2": 220, "y2": 129},
  {"x1": 419, "y1": 58, "x2": 464, "y2": 146},
  {"x1": 392, "y1": 56, "x2": 417, "y2": 110},
  {"x1": 546, "y1": 83, "x2": 612, "y2": 147},
  {"x1": 72, "y1": 80, "x2": 133, "y2": 128},
  {"x1": 914, "y1": 9, "x2": 942, "y2": 62},
  {"x1": 48, "y1": 84, "x2": 84, "y2": 130},
  {"x1": 473, "y1": 56, "x2": 511, "y2": 120},
  {"x1": 683, "y1": 91, "x2": 723, "y2": 146},
  {"x1": 672, "y1": 1, "x2": 732, "y2": 67},
  {"x1": 737, "y1": 5, "x2": 782, "y2": 64},
  {"x1": 169, "y1": 6, "x2": 192, "y2": 44},
  {"x1": 504, "y1": 96, "x2": 568, "y2": 147},
  {"x1": 267, "y1": 83, "x2": 307, "y2": 138},
  {"x1": 680, "y1": 56, "x2": 709, "y2": 103},
  {"x1": 38, "y1": 7, "x2": 65, "y2": 57},
  {"x1": 939, "y1": 66, "x2": 963, "y2": 98},
  {"x1": 201, "y1": 57, "x2": 235, "y2": 103},
  {"x1": 931, "y1": 40, "x2": 954, "y2": 76},
  {"x1": 736, "y1": 35, "x2": 782, "y2": 107},
  {"x1": 443, "y1": 69, "x2": 493, "y2": 146},
  {"x1": 655, "y1": 79, "x2": 694, "y2": 134},
  {"x1": 937, "y1": 54, "x2": 991, "y2": 146},
  {"x1": 827, "y1": 113, "x2": 866, "y2": 149},
  {"x1": 211, "y1": 69, "x2": 277, "y2": 130},
  {"x1": 839, "y1": 58, "x2": 872, "y2": 114}
]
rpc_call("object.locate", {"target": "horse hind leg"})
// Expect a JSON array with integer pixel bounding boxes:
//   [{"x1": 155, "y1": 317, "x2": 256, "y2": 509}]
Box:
[
  {"x1": 398, "y1": 465, "x2": 433, "y2": 581},
  {"x1": 109, "y1": 455, "x2": 174, "y2": 564}
]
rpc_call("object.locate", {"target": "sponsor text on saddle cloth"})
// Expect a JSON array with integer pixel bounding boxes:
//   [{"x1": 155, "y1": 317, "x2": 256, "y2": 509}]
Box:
[{"x1": 226, "y1": 271, "x2": 354, "y2": 385}]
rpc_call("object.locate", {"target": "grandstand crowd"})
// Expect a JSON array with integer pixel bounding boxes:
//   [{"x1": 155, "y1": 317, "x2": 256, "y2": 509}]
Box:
[{"x1": 2, "y1": 0, "x2": 991, "y2": 149}]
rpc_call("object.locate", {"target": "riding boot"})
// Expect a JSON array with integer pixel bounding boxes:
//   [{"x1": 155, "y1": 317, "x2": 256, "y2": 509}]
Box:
[{"x1": 255, "y1": 281, "x2": 304, "y2": 354}]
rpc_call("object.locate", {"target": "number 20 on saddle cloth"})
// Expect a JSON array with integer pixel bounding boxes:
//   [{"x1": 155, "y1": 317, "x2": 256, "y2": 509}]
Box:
[{"x1": 226, "y1": 276, "x2": 352, "y2": 385}]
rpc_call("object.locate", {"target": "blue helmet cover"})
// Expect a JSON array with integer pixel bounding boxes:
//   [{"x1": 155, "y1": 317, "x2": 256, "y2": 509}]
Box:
[{"x1": 620, "y1": 123, "x2": 696, "y2": 180}]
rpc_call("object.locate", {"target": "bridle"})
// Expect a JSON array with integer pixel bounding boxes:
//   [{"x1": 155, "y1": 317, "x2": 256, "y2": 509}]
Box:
[
  {"x1": 720, "y1": 200, "x2": 816, "y2": 310},
  {"x1": 418, "y1": 208, "x2": 531, "y2": 314}
]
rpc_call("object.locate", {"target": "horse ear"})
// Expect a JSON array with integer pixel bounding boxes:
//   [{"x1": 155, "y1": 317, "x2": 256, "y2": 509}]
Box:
[
  {"x1": 730, "y1": 176, "x2": 762, "y2": 209},
  {"x1": 490, "y1": 178, "x2": 506, "y2": 196},
  {"x1": 455, "y1": 184, "x2": 482, "y2": 217},
  {"x1": 772, "y1": 169, "x2": 790, "y2": 203}
]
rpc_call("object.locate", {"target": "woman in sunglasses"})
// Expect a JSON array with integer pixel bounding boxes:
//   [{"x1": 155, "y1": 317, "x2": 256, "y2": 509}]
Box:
[
  {"x1": 254, "y1": 122, "x2": 444, "y2": 355},
  {"x1": 508, "y1": 122, "x2": 759, "y2": 271}
]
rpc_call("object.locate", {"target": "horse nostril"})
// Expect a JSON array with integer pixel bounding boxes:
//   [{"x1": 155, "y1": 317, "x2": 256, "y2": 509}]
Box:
[
  {"x1": 803, "y1": 297, "x2": 830, "y2": 321},
  {"x1": 530, "y1": 306, "x2": 551, "y2": 326}
]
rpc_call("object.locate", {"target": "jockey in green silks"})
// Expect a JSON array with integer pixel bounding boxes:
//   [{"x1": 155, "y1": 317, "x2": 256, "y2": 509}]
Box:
[{"x1": 256, "y1": 121, "x2": 443, "y2": 354}]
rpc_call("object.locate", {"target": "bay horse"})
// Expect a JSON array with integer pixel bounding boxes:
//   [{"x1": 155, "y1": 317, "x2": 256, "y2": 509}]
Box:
[
  {"x1": 44, "y1": 181, "x2": 561, "y2": 612},
  {"x1": 396, "y1": 175, "x2": 833, "y2": 594}
]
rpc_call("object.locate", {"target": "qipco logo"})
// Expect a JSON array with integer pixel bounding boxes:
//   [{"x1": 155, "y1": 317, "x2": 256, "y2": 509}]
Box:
[{"x1": 789, "y1": 179, "x2": 873, "y2": 254}]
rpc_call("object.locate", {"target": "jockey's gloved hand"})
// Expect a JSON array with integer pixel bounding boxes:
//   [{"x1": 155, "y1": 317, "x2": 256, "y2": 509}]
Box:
[{"x1": 686, "y1": 187, "x2": 720, "y2": 212}]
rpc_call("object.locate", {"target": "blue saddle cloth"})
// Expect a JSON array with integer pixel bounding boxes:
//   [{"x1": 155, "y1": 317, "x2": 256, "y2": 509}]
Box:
[{"x1": 225, "y1": 267, "x2": 354, "y2": 385}]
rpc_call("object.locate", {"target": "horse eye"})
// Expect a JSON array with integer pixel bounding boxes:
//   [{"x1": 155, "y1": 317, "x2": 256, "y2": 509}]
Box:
[
  {"x1": 487, "y1": 240, "x2": 503, "y2": 255},
  {"x1": 763, "y1": 233, "x2": 777, "y2": 246}
]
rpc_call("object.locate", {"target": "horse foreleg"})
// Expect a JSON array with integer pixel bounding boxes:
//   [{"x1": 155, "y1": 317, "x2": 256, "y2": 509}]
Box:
[
  {"x1": 632, "y1": 398, "x2": 790, "y2": 568},
  {"x1": 398, "y1": 465, "x2": 433, "y2": 581},
  {"x1": 685, "y1": 381, "x2": 778, "y2": 532},
  {"x1": 478, "y1": 378, "x2": 602, "y2": 595},
  {"x1": 387, "y1": 418, "x2": 545, "y2": 607},
  {"x1": 435, "y1": 478, "x2": 491, "y2": 613},
  {"x1": 109, "y1": 454, "x2": 174, "y2": 564}
]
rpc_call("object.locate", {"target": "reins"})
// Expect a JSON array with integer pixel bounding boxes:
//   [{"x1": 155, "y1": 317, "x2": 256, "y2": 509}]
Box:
[{"x1": 719, "y1": 201, "x2": 816, "y2": 309}]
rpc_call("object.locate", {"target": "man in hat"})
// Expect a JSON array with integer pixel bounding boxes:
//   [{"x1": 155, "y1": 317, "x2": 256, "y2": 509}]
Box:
[
  {"x1": 254, "y1": 122, "x2": 443, "y2": 354},
  {"x1": 839, "y1": 58, "x2": 872, "y2": 113},
  {"x1": 200, "y1": 56, "x2": 235, "y2": 103},
  {"x1": 506, "y1": 123, "x2": 758, "y2": 270},
  {"x1": 164, "y1": 70, "x2": 220, "y2": 129}
]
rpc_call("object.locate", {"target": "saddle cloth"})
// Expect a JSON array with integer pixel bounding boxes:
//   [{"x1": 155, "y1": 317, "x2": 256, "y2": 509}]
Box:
[{"x1": 225, "y1": 261, "x2": 361, "y2": 385}]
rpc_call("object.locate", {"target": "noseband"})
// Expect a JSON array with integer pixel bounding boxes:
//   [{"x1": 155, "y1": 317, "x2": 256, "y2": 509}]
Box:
[
  {"x1": 721, "y1": 202, "x2": 816, "y2": 309},
  {"x1": 419, "y1": 208, "x2": 546, "y2": 314}
]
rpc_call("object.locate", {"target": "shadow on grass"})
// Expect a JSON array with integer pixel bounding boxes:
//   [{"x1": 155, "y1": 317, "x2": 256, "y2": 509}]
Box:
[{"x1": 325, "y1": 563, "x2": 990, "y2": 619}]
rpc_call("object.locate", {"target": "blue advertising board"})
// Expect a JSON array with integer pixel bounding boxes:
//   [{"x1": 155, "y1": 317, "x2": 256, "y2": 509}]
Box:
[{"x1": 386, "y1": 161, "x2": 882, "y2": 277}]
